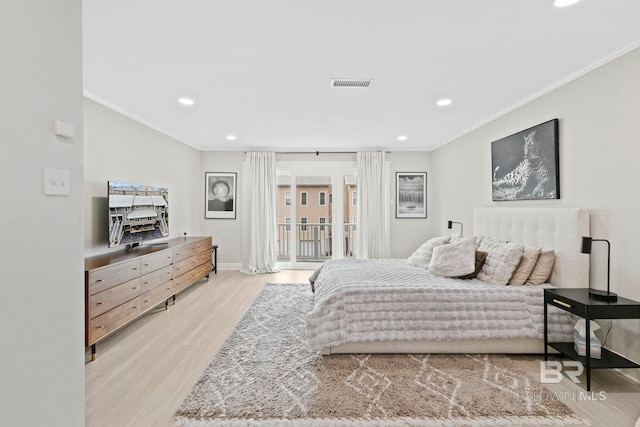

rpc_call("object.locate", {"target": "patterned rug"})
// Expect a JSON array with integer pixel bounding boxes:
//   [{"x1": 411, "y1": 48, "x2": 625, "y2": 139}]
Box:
[{"x1": 175, "y1": 284, "x2": 587, "y2": 426}]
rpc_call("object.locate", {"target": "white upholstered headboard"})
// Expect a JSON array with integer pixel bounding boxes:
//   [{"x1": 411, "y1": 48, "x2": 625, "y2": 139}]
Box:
[{"x1": 473, "y1": 207, "x2": 590, "y2": 288}]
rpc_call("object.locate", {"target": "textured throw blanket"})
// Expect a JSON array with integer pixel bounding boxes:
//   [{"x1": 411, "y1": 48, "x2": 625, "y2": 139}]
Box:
[{"x1": 305, "y1": 258, "x2": 574, "y2": 351}]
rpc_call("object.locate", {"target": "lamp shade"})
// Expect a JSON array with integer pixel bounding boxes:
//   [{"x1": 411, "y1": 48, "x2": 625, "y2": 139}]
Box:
[
  {"x1": 447, "y1": 221, "x2": 453, "y2": 229},
  {"x1": 581, "y1": 236, "x2": 593, "y2": 254}
]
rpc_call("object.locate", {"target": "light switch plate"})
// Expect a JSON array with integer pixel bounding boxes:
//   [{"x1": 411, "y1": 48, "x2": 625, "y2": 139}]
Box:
[{"x1": 44, "y1": 168, "x2": 70, "y2": 196}]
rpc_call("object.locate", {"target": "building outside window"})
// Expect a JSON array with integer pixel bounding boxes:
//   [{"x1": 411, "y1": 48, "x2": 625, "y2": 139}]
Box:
[
  {"x1": 285, "y1": 191, "x2": 291, "y2": 206},
  {"x1": 319, "y1": 217, "x2": 326, "y2": 231},
  {"x1": 300, "y1": 217, "x2": 308, "y2": 231},
  {"x1": 300, "y1": 191, "x2": 308, "y2": 206},
  {"x1": 319, "y1": 191, "x2": 326, "y2": 206}
]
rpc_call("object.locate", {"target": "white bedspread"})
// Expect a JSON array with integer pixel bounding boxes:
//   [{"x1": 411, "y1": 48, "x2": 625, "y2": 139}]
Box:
[{"x1": 305, "y1": 258, "x2": 574, "y2": 351}]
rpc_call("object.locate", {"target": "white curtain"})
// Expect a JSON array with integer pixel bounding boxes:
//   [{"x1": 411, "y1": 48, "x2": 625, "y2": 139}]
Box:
[
  {"x1": 241, "y1": 152, "x2": 280, "y2": 274},
  {"x1": 356, "y1": 152, "x2": 390, "y2": 259}
]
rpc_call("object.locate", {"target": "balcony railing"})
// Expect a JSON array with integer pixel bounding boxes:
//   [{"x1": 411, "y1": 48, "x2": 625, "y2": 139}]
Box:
[{"x1": 277, "y1": 223, "x2": 357, "y2": 261}]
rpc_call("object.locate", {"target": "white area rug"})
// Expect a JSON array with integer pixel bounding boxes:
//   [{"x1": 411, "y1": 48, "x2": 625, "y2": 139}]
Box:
[{"x1": 175, "y1": 284, "x2": 587, "y2": 426}]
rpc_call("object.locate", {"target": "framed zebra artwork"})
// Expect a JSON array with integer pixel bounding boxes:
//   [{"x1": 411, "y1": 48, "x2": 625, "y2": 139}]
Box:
[
  {"x1": 491, "y1": 119, "x2": 560, "y2": 201},
  {"x1": 396, "y1": 172, "x2": 427, "y2": 218}
]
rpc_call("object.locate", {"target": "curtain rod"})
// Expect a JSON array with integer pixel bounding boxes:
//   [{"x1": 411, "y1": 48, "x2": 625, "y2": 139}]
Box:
[{"x1": 244, "y1": 151, "x2": 390, "y2": 155}]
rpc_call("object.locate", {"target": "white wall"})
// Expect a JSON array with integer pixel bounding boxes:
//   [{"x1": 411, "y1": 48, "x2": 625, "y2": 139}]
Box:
[
  {"x1": 0, "y1": 1, "x2": 85, "y2": 425},
  {"x1": 198, "y1": 151, "x2": 433, "y2": 265},
  {"x1": 389, "y1": 152, "x2": 434, "y2": 257},
  {"x1": 431, "y1": 47, "x2": 640, "y2": 375},
  {"x1": 84, "y1": 99, "x2": 202, "y2": 256},
  {"x1": 199, "y1": 151, "x2": 245, "y2": 267}
]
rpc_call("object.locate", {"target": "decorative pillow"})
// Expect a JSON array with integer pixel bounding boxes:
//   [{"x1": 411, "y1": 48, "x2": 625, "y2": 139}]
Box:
[
  {"x1": 428, "y1": 237, "x2": 477, "y2": 277},
  {"x1": 450, "y1": 234, "x2": 483, "y2": 249},
  {"x1": 508, "y1": 247, "x2": 541, "y2": 286},
  {"x1": 406, "y1": 235, "x2": 451, "y2": 269},
  {"x1": 457, "y1": 251, "x2": 488, "y2": 280},
  {"x1": 527, "y1": 250, "x2": 556, "y2": 285},
  {"x1": 476, "y1": 237, "x2": 525, "y2": 286}
]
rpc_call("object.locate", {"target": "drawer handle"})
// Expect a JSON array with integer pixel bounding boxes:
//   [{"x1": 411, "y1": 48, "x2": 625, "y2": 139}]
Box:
[
  {"x1": 144, "y1": 281, "x2": 150, "y2": 285},
  {"x1": 132, "y1": 287, "x2": 138, "y2": 290},
  {"x1": 97, "y1": 302, "x2": 103, "y2": 305},
  {"x1": 97, "y1": 325, "x2": 104, "y2": 329},
  {"x1": 144, "y1": 263, "x2": 149, "y2": 266},
  {"x1": 552, "y1": 299, "x2": 572, "y2": 309},
  {"x1": 144, "y1": 299, "x2": 149, "y2": 303},
  {"x1": 96, "y1": 279, "x2": 104, "y2": 283},
  {"x1": 132, "y1": 267, "x2": 138, "y2": 270}
]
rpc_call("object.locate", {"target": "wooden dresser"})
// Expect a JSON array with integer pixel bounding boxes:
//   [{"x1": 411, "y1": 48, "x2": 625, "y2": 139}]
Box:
[{"x1": 85, "y1": 236, "x2": 213, "y2": 360}]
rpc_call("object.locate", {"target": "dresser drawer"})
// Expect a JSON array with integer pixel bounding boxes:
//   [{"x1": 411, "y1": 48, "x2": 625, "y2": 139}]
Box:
[
  {"x1": 88, "y1": 259, "x2": 141, "y2": 295},
  {"x1": 89, "y1": 277, "x2": 142, "y2": 319},
  {"x1": 140, "y1": 265, "x2": 173, "y2": 293},
  {"x1": 195, "y1": 249, "x2": 212, "y2": 267},
  {"x1": 173, "y1": 244, "x2": 196, "y2": 263},
  {"x1": 88, "y1": 296, "x2": 143, "y2": 344},
  {"x1": 173, "y1": 256, "x2": 198, "y2": 278},
  {"x1": 194, "y1": 262, "x2": 212, "y2": 279},
  {"x1": 195, "y1": 237, "x2": 212, "y2": 253},
  {"x1": 173, "y1": 270, "x2": 198, "y2": 293},
  {"x1": 140, "y1": 250, "x2": 173, "y2": 275},
  {"x1": 140, "y1": 283, "x2": 174, "y2": 312}
]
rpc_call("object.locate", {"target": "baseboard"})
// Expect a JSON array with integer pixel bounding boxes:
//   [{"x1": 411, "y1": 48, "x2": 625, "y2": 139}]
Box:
[{"x1": 217, "y1": 262, "x2": 242, "y2": 271}]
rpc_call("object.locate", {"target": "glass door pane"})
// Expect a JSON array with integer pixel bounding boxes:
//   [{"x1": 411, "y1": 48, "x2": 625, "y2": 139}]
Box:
[
  {"x1": 276, "y1": 176, "x2": 292, "y2": 262},
  {"x1": 343, "y1": 174, "x2": 357, "y2": 258},
  {"x1": 294, "y1": 175, "x2": 332, "y2": 263}
]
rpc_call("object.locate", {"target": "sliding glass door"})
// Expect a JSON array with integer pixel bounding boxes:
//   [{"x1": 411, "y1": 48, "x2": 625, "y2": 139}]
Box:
[{"x1": 276, "y1": 161, "x2": 356, "y2": 269}]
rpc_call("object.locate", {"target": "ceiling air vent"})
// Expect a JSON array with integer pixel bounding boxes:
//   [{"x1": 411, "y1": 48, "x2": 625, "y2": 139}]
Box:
[{"x1": 330, "y1": 78, "x2": 373, "y2": 88}]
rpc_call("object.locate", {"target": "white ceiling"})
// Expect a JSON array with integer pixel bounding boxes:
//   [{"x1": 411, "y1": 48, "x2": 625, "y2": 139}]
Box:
[{"x1": 83, "y1": 0, "x2": 640, "y2": 152}]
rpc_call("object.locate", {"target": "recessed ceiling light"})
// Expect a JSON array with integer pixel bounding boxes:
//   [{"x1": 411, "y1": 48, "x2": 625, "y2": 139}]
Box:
[
  {"x1": 554, "y1": 0, "x2": 580, "y2": 7},
  {"x1": 436, "y1": 98, "x2": 452, "y2": 107},
  {"x1": 397, "y1": 135, "x2": 408, "y2": 141},
  {"x1": 178, "y1": 97, "x2": 195, "y2": 106},
  {"x1": 226, "y1": 135, "x2": 237, "y2": 141}
]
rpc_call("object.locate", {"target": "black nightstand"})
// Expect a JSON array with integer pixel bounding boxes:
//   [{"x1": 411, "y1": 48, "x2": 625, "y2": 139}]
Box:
[{"x1": 544, "y1": 288, "x2": 640, "y2": 391}]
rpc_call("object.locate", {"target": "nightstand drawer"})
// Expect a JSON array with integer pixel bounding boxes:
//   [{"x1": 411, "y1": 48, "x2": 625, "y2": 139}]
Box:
[{"x1": 547, "y1": 295, "x2": 583, "y2": 316}]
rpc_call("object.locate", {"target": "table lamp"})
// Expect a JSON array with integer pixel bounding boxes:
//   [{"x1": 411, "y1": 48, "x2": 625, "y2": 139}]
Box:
[{"x1": 581, "y1": 236, "x2": 617, "y2": 302}]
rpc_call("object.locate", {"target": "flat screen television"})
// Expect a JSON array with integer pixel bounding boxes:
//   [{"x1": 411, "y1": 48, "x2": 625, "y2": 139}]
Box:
[{"x1": 108, "y1": 180, "x2": 169, "y2": 250}]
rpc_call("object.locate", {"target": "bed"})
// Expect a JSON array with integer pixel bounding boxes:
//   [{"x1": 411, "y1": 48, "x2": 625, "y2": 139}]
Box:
[{"x1": 305, "y1": 207, "x2": 590, "y2": 355}]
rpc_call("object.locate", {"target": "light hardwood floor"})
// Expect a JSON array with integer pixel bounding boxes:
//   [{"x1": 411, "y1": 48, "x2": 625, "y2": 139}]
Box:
[{"x1": 85, "y1": 270, "x2": 640, "y2": 427}]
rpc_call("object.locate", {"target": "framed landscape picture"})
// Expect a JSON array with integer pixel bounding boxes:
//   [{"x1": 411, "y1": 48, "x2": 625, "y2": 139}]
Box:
[
  {"x1": 491, "y1": 119, "x2": 560, "y2": 201},
  {"x1": 396, "y1": 172, "x2": 427, "y2": 218},
  {"x1": 205, "y1": 172, "x2": 237, "y2": 219}
]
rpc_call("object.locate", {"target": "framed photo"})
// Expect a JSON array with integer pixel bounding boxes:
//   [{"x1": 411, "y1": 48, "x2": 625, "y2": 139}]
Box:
[
  {"x1": 396, "y1": 172, "x2": 427, "y2": 218},
  {"x1": 491, "y1": 119, "x2": 560, "y2": 201},
  {"x1": 205, "y1": 172, "x2": 237, "y2": 219}
]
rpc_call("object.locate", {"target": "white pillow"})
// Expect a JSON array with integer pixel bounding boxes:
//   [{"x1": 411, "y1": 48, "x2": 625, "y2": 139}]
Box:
[
  {"x1": 428, "y1": 237, "x2": 477, "y2": 277},
  {"x1": 406, "y1": 235, "x2": 451, "y2": 268},
  {"x1": 450, "y1": 234, "x2": 483, "y2": 249},
  {"x1": 476, "y1": 237, "x2": 524, "y2": 285}
]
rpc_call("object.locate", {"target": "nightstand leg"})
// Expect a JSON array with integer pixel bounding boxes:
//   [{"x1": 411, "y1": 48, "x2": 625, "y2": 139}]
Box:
[
  {"x1": 543, "y1": 300, "x2": 548, "y2": 361},
  {"x1": 586, "y1": 318, "x2": 591, "y2": 391},
  {"x1": 91, "y1": 344, "x2": 96, "y2": 361}
]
